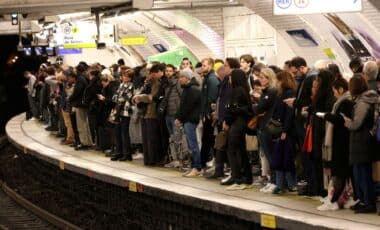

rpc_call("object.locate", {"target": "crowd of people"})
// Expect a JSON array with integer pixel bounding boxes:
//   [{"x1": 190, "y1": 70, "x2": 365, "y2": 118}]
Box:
[{"x1": 24, "y1": 55, "x2": 380, "y2": 213}]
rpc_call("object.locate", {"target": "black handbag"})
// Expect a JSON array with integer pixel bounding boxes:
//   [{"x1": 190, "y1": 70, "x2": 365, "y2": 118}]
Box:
[{"x1": 266, "y1": 118, "x2": 283, "y2": 138}]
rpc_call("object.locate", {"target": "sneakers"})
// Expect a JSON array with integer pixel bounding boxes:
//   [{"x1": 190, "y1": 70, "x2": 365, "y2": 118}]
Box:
[
  {"x1": 220, "y1": 175, "x2": 234, "y2": 185},
  {"x1": 252, "y1": 176, "x2": 268, "y2": 186},
  {"x1": 259, "y1": 183, "x2": 276, "y2": 193},
  {"x1": 206, "y1": 158, "x2": 215, "y2": 168},
  {"x1": 132, "y1": 152, "x2": 144, "y2": 160},
  {"x1": 344, "y1": 197, "x2": 359, "y2": 209},
  {"x1": 183, "y1": 168, "x2": 201, "y2": 177},
  {"x1": 226, "y1": 183, "x2": 247, "y2": 191},
  {"x1": 164, "y1": 160, "x2": 180, "y2": 168},
  {"x1": 317, "y1": 201, "x2": 339, "y2": 211}
]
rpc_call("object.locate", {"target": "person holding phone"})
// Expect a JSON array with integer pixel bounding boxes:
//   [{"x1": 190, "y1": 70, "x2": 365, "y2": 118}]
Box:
[
  {"x1": 344, "y1": 75, "x2": 378, "y2": 213},
  {"x1": 315, "y1": 78, "x2": 354, "y2": 211}
]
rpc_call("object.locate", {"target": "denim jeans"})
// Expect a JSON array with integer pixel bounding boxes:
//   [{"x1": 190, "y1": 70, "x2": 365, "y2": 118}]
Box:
[
  {"x1": 165, "y1": 115, "x2": 175, "y2": 135},
  {"x1": 275, "y1": 170, "x2": 296, "y2": 190},
  {"x1": 184, "y1": 122, "x2": 201, "y2": 170}
]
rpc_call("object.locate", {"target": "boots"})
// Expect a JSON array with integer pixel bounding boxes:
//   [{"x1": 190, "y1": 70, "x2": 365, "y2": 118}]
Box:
[{"x1": 119, "y1": 154, "x2": 132, "y2": 161}]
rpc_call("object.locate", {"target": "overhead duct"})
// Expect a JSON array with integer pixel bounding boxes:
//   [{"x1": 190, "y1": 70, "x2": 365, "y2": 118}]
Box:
[{"x1": 151, "y1": 0, "x2": 242, "y2": 10}]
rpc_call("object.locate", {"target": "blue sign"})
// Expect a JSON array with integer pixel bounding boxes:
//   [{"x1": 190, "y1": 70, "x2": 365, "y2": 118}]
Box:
[
  {"x1": 57, "y1": 47, "x2": 82, "y2": 55},
  {"x1": 276, "y1": 0, "x2": 292, "y2": 9}
]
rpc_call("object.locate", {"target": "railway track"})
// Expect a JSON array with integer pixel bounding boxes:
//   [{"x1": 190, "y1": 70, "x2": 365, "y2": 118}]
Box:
[
  {"x1": 0, "y1": 186, "x2": 55, "y2": 230},
  {"x1": 0, "y1": 136, "x2": 81, "y2": 230}
]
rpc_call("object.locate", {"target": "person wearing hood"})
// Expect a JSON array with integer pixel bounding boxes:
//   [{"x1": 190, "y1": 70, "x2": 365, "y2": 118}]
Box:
[
  {"x1": 344, "y1": 76, "x2": 378, "y2": 213},
  {"x1": 175, "y1": 68, "x2": 202, "y2": 177}
]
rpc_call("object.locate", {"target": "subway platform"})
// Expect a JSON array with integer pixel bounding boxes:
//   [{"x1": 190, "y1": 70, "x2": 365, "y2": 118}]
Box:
[{"x1": 5, "y1": 113, "x2": 380, "y2": 230}]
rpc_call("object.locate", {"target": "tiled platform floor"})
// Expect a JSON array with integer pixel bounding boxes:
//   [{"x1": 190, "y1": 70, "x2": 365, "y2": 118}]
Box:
[{"x1": 6, "y1": 113, "x2": 380, "y2": 230}]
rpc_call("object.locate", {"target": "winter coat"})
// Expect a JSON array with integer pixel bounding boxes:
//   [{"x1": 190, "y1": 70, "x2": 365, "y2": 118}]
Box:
[
  {"x1": 165, "y1": 78, "x2": 182, "y2": 116},
  {"x1": 201, "y1": 70, "x2": 220, "y2": 117},
  {"x1": 139, "y1": 79, "x2": 161, "y2": 119},
  {"x1": 112, "y1": 82, "x2": 134, "y2": 117},
  {"x1": 324, "y1": 95, "x2": 354, "y2": 176},
  {"x1": 252, "y1": 86, "x2": 278, "y2": 130},
  {"x1": 346, "y1": 90, "x2": 378, "y2": 165},
  {"x1": 217, "y1": 76, "x2": 232, "y2": 126},
  {"x1": 98, "y1": 81, "x2": 120, "y2": 125},
  {"x1": 176, "y1": 78, "x2": 201, "y2": 124},
  {"x1": 311, "y1": 89, "x2": 335, "y2": 159},
  {"x1": 271, "y1": 89, "x2": 296, "y2": 134},
  {"x1": 224, "y1": 87, "x2": 252, "y2": 127},
  {"x1": 82, "y1": 76, "x2": 102, "y2": 113},
  {"x1": 69, "y1": 75, "x2": 88, "y2": 108}
]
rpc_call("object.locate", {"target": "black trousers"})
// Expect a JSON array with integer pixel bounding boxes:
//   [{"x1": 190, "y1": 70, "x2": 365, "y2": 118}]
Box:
[
  {"x1": 70, "y1": 112, "x2": 80, "y2": 145},
  {"x1": 141, "y1": 118, "x2": 163, "y2": 165},
  {"x1": 200, "y1": 117, "x2": 215, "y2": 168},
  {"x1": 227, "y1": 118, "x2": 252, "y2": 184}
]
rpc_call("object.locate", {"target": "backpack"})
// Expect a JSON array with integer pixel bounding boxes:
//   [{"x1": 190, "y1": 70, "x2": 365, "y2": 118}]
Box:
[{"x1": 370, "y1": 95, "x2": 380, "y2": 142}]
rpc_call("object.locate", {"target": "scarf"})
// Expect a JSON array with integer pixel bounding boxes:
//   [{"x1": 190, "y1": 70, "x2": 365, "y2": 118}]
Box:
[{"x1": 322, "y1": 91, "x2": 351, "y2": 162}]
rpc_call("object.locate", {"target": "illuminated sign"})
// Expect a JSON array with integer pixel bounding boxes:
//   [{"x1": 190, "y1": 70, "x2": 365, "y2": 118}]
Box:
[
  {"x1": 63, "y1": 43, "x2": 96, "y2": 49},
  {"x1": 121, "y1": 36, "x2": 148, "y2": 46},
  {"x1": 273, "y1": 0, "x2": 362, "y2": 15}
]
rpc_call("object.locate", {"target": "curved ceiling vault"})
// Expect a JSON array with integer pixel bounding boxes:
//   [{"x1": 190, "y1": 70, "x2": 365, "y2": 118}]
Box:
[{"x1": 240, "y1": 0, "x2": 380, "y2": 73}]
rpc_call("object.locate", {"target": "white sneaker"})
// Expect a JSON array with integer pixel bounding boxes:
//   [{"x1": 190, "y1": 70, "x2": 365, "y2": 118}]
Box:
[
  {"x1": 319, "y1": 196, "x2": 329, "y2": 203},
  {"x1": 265, "y1": 183, "x2": 277, "y2": 193},
  {"x1": 260, "y1": 183, "x2": 276, "y2": 193},
  {"x1": 226, "y1": 183, "x2": 247, "y2": 191},
  {"x1": 343, "y1": 197, "x2": 359, "y2": 209},
  {"x1": 253, "y1": 176, "x2": 268, "y2": 186},
  {"x1": 221, "y1": 175, "x2": 232, "y2": 183},
  {"x1": 206, "y1": 158, "x2": 215, "y2": 168},
  {"x1": 132, "y1": 153, "x2": 143, "y2": 160},
  {"x1": 259, "y1": 183, "x2": 271, "y2": 192},
  {"x1": 317, "y1": 201, "x2": 339, "y2": 211}
]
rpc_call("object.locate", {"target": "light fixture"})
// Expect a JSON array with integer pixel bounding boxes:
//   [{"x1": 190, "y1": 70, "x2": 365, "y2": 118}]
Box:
[{"x1": 11, "y1": 13, "x2": 18, "y2": 25}]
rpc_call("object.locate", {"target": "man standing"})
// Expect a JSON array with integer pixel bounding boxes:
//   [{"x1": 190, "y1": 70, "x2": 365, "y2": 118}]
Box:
[
  {"x1": 24, "y1": 71, "x2": 38, "y2": 120},
  {"x1": 200, "y1": 58, "x2": 220, "y2": 169},
  {"x1": 175, "y1": 68, "x2": 202, "y2": 177}
]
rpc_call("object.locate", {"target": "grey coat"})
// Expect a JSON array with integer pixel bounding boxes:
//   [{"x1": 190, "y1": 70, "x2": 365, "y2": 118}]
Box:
[{"x1": 346, "y1": 90, "x2": 378, "y2": 165}]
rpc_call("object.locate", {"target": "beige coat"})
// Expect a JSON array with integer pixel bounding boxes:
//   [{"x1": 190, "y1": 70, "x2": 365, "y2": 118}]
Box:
[{"x1": 138, "y1": 79, "x2": 161, "y2": 119}]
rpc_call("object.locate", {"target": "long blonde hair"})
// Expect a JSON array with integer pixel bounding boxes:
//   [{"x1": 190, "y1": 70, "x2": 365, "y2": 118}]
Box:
[{"x1": 260, "y1": 67, "x2": 277, "y2": 88}]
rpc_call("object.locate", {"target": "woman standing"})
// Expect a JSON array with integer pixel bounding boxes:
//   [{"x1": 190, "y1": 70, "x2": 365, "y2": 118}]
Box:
[
  {"x1": 252, "y1": 67, "x2": 278, "y2": 192},
  {"x1": 316, "y1": 78, "x2": 354, "y2": 210},
  {"x1": 223, "y1": 69, "x2": 253, "y2": 190},
  {"x1": 344, "y1": 76, "x2": 377, "y2": 213},
  {"x1": 271, "y1": 71, "x2": 297, "y2": 194},
  {"x1": 111, "y1": 68, "x2": 135, "y2": 161}
]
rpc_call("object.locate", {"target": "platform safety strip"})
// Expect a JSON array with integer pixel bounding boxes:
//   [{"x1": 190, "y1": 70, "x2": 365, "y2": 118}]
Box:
[{"x1": 261, "y1": 214, "x2": 276, "y2": 229}]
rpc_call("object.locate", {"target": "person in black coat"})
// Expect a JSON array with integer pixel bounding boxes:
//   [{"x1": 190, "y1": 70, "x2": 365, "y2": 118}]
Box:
[
  {"x1": 222, "y1": 69, "x2": 253, "y2": 190},
  {"x1": 251, "y1": 67, "x2": 278, "y2": 187},
  {"x1": 175, "y1": 68, "x2": 202, "y2": 177},
  {"x1": 271, "y1": 71, "x2": 297, "y2": 194},
  {"x1": 97, "y1": 72, "x2": 120, "y2": 152},
  {"x1": 316, "y1": 78, "x2": 354, "y2": 210},
  {"x1": 83, "y1": 67, "x2": 103, "y2": 147},
  {"x1": 308, "y1": 70, "x2": 335, "y2": 197}
]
